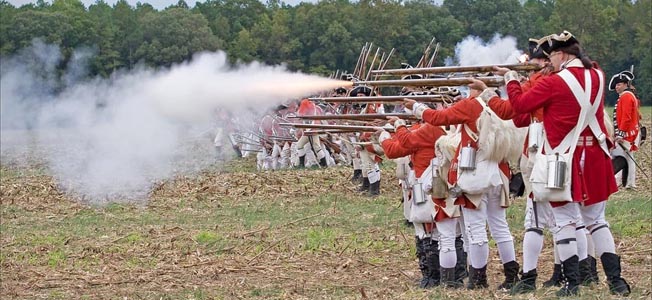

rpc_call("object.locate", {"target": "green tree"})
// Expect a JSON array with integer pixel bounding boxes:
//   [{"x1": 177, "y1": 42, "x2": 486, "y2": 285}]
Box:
[
  {"x1": 229, "y1": 28, "x2": 258, "y2": 63},
  {"x1": 135, "y1": 8, "x2": 221, "y2": 66}
]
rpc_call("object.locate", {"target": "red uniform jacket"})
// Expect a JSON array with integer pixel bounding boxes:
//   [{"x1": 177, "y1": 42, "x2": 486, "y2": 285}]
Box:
[
  {"x1": 421, "y1": 97, "x2": 511, "y2": 208},
  {"x1": 614, "y1": 90, "x2": 640, "y2": 149},
  {"x1": 506, "y1": 64, "x2": 618, "y2": 205},
  {"x1": 488, "y1": 72, "x2": 546, "y2": 155}
]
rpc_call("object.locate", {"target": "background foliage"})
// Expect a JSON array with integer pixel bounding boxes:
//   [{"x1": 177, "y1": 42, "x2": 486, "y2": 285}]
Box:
[{"x1": 1, "y1": 0, "x2": 650, "y2": 105}]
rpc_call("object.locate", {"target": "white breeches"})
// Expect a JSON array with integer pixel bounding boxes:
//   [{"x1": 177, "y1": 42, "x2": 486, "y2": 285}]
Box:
[
  {"x1": 296, "y1": 135, "x2": 325, "y2": 159},
  {"x1": 523, "y1": 195, "x2": 555, "y2": 230}
]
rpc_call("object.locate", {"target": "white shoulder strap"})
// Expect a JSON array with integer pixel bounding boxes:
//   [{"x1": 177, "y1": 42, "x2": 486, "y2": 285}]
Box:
[
  {"x1": 462, "y1": 97, "x2": 491, "y2": 143},
  {"x1": 544, "y1": 69, "x2": 592, "y2": 154}
]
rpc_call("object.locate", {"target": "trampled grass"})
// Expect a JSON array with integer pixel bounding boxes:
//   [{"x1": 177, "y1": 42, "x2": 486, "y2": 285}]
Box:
[{"x1": 1, "y1": 109, "x2": 651, "y2": 299}]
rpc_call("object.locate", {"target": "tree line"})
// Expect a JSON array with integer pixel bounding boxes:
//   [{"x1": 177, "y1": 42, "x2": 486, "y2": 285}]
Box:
[{"x1": 1, "y1": 0, "x2": 650, "y2": 105}]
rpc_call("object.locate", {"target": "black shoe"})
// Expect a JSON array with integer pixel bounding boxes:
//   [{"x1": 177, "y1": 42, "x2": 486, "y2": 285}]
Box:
[
  {"x1": 368, "y1": 180, "x2": 380, "y2": 197},
  {"x1": 297, "y1": 155, "x2": 306, "y2": 169},
  {"x1": 497, "y1": 261, "x2": 520, "y2": 291},
  {"x1": 351, "y1": 169, "x2": 362, "y2": 183},
  {"x1": 454, "y1": 236, "x2": 468, "y2": 282},
  {"x1": 579, "y1": 256, "x2": 599, "y2": 286},
  {"x1": 441, "y1": 267, "x2": 463, "y2": 289},
  {"x1": 319, "y1": 157, "x2": 327, "y2": 167},
  {"x1": 358, "y1": 177, "x2": 370, "y2": 192},
  {"x1": 601, "y1": 253, "x2": 631, "y2": 296},
  {"x1": 467, "y1": 265, "x2": 488, "y2": 290},
  {"x1": 542, "y1": 263, "x2": 564, "y2": 287},
  {"x1": 556, "y1": 255, "x2": 580, "y2": 297},
  {"x1": 510, "y1": 269, "x2": 537, "y2": 295},
  {"x1": 423, "y1": 239, "x2": 440, "y2": 288},
  {"x1": 415, "y1": 237, "x2": 428, "y2": 288}
]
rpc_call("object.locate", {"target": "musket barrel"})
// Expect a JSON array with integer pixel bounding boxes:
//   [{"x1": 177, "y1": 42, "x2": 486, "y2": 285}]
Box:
[
  {"x1": 279, "y1": 123, "x2": 394, "y2": 132},
  {"x1": 288, "y1": 113, "x2": 416, "y2": 120},
  {"x1": 355, "y1": 76, "x2": 503, "y2": 87},
  {"x1": 309, "y1": 95, "x2": 447, "y2": 102},
  {"x1": 371, "y1": 63, "x2": 541, "y2": 76}
]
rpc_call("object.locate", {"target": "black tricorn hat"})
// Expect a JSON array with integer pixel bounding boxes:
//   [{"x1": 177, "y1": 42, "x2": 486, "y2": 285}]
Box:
[
  {"x1": 528, "y1": 38, "x2": 547, "y2": 59},
  {"x1": 349, "y1": 85, "x2": 372, "y2": 97},
  {"x1": 335, "y1": 87, "x2": 347, "y2": 94},
  {"x1": 608, "y1": 70, "x2": 634, "y2": 90},
  {"x1": 541, "y1": 30, "x2": 579, "y2": 53}
]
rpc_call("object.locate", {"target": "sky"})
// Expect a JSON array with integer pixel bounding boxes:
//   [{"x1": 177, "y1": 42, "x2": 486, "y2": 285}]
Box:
[{"x1": 7, "y1": 0, "x2": 314, "y2": 9}]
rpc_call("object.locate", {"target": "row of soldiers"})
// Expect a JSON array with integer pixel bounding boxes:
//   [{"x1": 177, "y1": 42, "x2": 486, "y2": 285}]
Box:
[{"x1": 219, "y1": 29, "x2": 642, "y2": 297}]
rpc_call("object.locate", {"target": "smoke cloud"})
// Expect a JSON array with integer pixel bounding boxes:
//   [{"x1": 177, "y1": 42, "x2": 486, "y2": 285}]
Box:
[
  {"x1": 1, "y1": 39, "x2": 347, "y2": 204},
  {"x1": 450, "y1": 34, "x2": 523, "y2": 66}
]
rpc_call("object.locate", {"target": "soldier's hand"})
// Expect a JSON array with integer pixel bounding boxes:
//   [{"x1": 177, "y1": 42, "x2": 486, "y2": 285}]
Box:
[
  {"x1": 403, "y1": 99, "x2": 417, "y2": 109},
  {"x1": 492, "y1": 66, "x2": 511, "y2": 76},
  {"x1": 467, "y1": 78, "x2": 488, "y2": 91},
  {"x1": 386, "y1": 116, "x2": 400, "y2": 125}
]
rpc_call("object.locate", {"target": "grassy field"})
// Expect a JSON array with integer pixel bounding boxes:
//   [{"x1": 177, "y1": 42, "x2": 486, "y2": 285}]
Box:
[{"x1": 1, "y1": 108, "x2": 651, "y2": 299}]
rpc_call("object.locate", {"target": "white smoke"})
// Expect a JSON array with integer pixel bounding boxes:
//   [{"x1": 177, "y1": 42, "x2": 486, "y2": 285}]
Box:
[
  {"x1": 452, "y1": 34, "x2": 523, "y2": 66},
  {"x1": 0, "y1": 39, "x2": 347, "y2": 204}
]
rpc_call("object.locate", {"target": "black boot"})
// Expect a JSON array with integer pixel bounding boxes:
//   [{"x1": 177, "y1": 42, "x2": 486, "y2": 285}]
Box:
[
  {"x1": 415, "y1": 237, "x2": 430, "y2": 288},
  {"x1": 351, "y1": 169, "x2": 362, "y2": 183},
  {"x1": 542, "y1": 264, "x2": 564, "y2": 287},
  {"x1": 601, "y1": 253, "x2": 631, "y2": 296},
  {"x1": 454, "y1": 236, "x2": 468, "y2": 282},
  {"x1": 358, "y1": 177, "x2": 370, "y2": 192},
  {"x1": 319, "y1": 157, "x2": 327, "y2": 167},
  {"x1": 368, "y1": 180, "x2": 380, "y2": 197},
  {"x1": 441, "y1": 267, "x2": 462, "y2": 288},
  {"x1": 297, "y1": 155, "x2": 306, "y2": 169},
  {"x1": 556, "y1": 255, "x2": 580, "y2": 297},
  {"x1": 579, "y1": 256, "x2": 599, "y2": 286},
  {"x1": 466, "y1": 265, "x2": 488, "y2": 290},
  {"x1": 423, "y1": 239, "x2": 440, "y2": 288},
  {"x1": 497, "y1": 261, "x2": 520, "y2": 291},
  {"x1": 588, "y1": 256, "x2": 599, "y2": 285},
  {"x1": 510, "y1": 269, "x2": 537, "y2": 295}
]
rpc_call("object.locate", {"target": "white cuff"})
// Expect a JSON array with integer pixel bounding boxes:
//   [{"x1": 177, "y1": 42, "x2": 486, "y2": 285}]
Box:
[
  {"x1": 504, "y1": 70, "x2": 520, "y2": 83},
  {"x1": 477, "y1": 88, "x2": 497, "y2": 104},
  {"x1": 378, "y1": 131, "x2": 391, "y2": 143},
  {"x1": 394, "y1": 119, "x2": 407, "y2": 130},
  {"x1": 413, "y1": 103, "x2": 428, "y2": 119}
]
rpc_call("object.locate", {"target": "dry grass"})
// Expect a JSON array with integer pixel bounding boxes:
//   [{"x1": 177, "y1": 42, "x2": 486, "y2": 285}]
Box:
[{"x1": 1, "y1": 109, "x2": 651, "y2": 300}]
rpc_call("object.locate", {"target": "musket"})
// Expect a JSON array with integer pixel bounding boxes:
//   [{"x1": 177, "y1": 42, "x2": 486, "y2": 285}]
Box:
[
  {"x1": 279, "y1": 123, "x2": 396, "y2": 132},
  {"x1": 359, "y1": 43, "x2": 374, "y2": 78},
  {"x1": 371, "y1": 63, "x2": 541, "y2": 76},
  {"x1": 353, "y1": 43, "x2": 368, "y2": 78},
  {"x1": 288, "y1": 113, "x2": 417, "y2": 121},
  {"x1": 427, "y1": 42, "x2": 440, "y2": 68},
  {"x1": 309, "y1": 94, "x2": 448, "y2": 102},
  {"x1": 304, "y1": 129, "x2": 363, "y2": 134},
  {"x1": 417, "y1": 37, "x2": 436, "y2": 68},
  {"x1": 617, "y1": 142, "x2": 650, "y2": 179},
  {"x1": 366, "y1": 47, "x2": 381, "y2": 81},
  {"x1": 355, "y1": 76, "x2": 504, "y2": 88}
]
